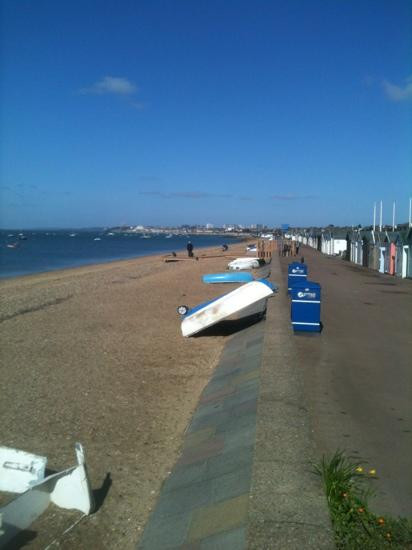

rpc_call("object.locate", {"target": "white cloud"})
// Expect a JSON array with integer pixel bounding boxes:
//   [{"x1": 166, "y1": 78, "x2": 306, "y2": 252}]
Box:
[
  {"x1": 80, "y1": 76, "x2": 137, "y2": 95},
  {"x1": 382, "y1": 76, "x2": 412, "y2": 102}
]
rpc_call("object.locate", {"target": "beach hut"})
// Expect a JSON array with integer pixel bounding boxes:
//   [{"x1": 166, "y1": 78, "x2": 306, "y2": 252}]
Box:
[
  {"x1": 321, "y1": 230, "x2": 332, "y2": 255},
  {"x1": 350, "y1": 231, "x2": 363, "y2": 265},
  {"x1": 306, "y1": 229, "x2": 322, "y2": 251},
  {"x1": 369, "y1": 231, "x2": 386, "y2": 273},
  {"x1": 376, "y1": 232, "x2": 387, "y2": 273},
  {"x1": 321, "y1": 229, "x2": 348, "y2": 256},
  {"x1": 401, "y1": 228, "x2": 412, "y2": 279},
  {"x1": 387, "y1": 230, "x2": 412, "y2": 278},
  {"x1": 394, "y1": 232, "x2": 404, "y2": 277},
  {"x1": 368, "y1": 231, "x2": 381, "y2": 271},
  {"x1": 344, "y1": 232, "x2": 351, "y2": 261},
  {"x1": 389, "y1": 238, "x2": 396, "y2": 276},
  {"x1": 316, "y1": 230, "x2": 322, "y2": 251},
  {"x1": 306, "y1": 229, "x2": 314, "y2": 249},
  {"x1": 382, "y1": 232, "x2": 397, "y2": 275},
  {"x1": 361, "y1": 231, "x2": 374, "y2": 268},
  {"x1": 331, "y1": 229, "x2": 348, "y2": 256}
]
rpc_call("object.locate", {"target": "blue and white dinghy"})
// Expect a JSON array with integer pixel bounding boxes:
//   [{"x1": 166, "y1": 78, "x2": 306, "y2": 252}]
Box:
[
  {"x1": 202, "y1": 272, "x2": 254, "y2": 284},
  {"x1": 178, "y1": 279, "x2": 275, "y2": 337}
]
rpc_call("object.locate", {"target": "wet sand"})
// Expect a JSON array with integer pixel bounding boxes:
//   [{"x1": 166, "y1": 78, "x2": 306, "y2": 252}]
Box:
[{"x1": 0, "y1": 242, "x2": 250, "y2": 549}]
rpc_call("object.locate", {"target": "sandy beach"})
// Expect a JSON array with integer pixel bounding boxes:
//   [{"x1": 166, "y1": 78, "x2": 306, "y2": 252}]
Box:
[{"x1": 0, "y1": 241, "x2": 250, "y2": 549}]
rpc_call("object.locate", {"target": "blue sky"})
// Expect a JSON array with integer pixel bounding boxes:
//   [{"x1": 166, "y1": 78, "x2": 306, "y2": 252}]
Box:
[{"x1": 1, "y1": 0, "x2": 411, "y2": 228}]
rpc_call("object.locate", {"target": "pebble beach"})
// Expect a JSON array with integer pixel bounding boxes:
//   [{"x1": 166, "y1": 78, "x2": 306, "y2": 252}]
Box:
[{"x1": 0, "y1": 242, "x2": 249, "y2": 549}]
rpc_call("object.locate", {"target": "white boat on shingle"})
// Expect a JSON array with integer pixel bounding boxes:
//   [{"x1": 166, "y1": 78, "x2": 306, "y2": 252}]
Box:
[
  {"x1": 228, "y1": 257, "x2": 261, "y2": 270},
  {"x1": 178, "y1": 278, "x2": 275, "y2": 337}
]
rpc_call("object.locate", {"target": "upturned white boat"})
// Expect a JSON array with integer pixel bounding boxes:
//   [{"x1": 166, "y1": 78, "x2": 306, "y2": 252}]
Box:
[
  {"x1": 178, "y1": 278, "x2": 275, "y2": 337},
  {"x1": 228, "y1": 257, "x2": 260, "y2": 270}
]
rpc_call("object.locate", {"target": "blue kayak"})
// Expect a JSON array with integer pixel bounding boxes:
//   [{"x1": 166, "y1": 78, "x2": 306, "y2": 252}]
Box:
[{"x1": 202, "y1": 272, "x2": 254, "y2": 284}]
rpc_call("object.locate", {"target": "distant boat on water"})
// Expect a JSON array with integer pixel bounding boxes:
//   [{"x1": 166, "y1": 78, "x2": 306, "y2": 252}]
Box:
[
  {"x1": 93, "y1": 237, "x2": 101, "y2": 241},
  {"x1": 165, "y1": 234, "x2": 173, "y2": 238},
  {"x1": 69, "y1": 233, "x2": 77, "y2": 237}
]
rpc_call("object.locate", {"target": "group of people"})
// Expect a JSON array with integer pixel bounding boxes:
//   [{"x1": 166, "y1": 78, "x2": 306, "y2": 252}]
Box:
[
  {"x1": 282, "y1": 242, "x2": 300, "y2": 257},
  {"x1": 186, "y1": 241, "x2": 228, "y2": 258}
]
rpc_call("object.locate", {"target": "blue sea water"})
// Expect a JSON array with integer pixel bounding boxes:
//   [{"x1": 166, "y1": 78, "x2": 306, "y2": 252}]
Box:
[{"x1": 0, "y1": 231, "x2": 242, "y2": 279}]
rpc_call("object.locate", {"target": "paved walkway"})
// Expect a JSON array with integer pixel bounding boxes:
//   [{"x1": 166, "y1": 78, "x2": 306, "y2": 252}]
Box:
[
  {"x1": 247, "y1": 255, "x2": 333, "y2": 549},
  {"x1": 280, "y1": 246, "x2": 412, "y2": 518},
  {"x1": 138, "y1": 255, "x2": 334, "y2": 549}
]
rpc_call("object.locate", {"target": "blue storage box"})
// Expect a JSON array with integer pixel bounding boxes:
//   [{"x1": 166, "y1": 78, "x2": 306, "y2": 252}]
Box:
[
  {"x1": 287, "y1": 262, "x2": 308, "y2": 293},
  {"x1": 290, "y1": 280, "x2": 321, "y2": 332}
]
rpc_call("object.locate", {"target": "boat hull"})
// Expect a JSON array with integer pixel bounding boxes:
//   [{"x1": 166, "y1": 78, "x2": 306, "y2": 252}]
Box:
[
  {"x1": 227, "y1": 257, "x2": 263, "y2": 270},
  {"x1": 181, "y1": 279, "x2": 274, "y2": 337},
  {"x1": 202, "y1": 272, "x2": 254, "y2": 284}
]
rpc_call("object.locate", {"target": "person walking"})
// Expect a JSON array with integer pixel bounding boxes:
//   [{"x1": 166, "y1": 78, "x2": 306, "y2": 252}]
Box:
[{"x1": 187, "y1": 241, "x2": 194, "y2": 258}]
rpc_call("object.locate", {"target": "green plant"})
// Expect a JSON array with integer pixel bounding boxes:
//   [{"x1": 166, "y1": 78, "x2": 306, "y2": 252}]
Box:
[{"x1": 314, "y1": 450, "x2": 412, "y2": 549}]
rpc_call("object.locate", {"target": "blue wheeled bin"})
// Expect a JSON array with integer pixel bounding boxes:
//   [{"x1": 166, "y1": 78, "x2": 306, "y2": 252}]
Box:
[
  {"x1": 290, "y1": 281, "x2": 321, "y2": 332},
  {"x1": 287, "y1": 262, "x2": 308, "y2": 293}
]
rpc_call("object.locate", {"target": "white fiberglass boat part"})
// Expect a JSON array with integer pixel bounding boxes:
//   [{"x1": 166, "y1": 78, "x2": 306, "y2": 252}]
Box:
[
  {"x1": 0, "y1": 443, "x2": 94, "y2": 548},
  {"x1": 228, "y1": 259, "x2": 260, "y2": 270},
  {"x1": 179, "y1": 279, "x2": 275, "y2": 337},
  {"x1": 0, "y1": 447, "x2": 47, "y2": 493}
]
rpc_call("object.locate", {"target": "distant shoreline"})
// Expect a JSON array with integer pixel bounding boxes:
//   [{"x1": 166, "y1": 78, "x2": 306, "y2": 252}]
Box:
[{"x1": 0, "y1": 235, "x2": 252, "y2": 282}]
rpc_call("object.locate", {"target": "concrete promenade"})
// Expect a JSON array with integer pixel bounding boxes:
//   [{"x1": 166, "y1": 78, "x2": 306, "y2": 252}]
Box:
[
  {"x1": 138, "y1": 254, "x2": 334, "y2": 549},
  {"x1": 279, "y1": 246, "x2": 412, "y2": 518}
]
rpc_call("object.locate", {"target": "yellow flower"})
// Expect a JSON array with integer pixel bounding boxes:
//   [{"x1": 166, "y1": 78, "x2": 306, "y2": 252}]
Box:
[
  {"x1": 377, "y1": 518, "x2": 385, "y2": 525},
  {"x1": 357, "y1": 507, "x2": 365, "y2": 513},
  {"x1": 386, "y1": 532, "x2": 391, "y2": 539},
  {"x1": 369, "y1": 468, "x2": 376, "y2": 475},
  {"x1": 355, "y1": 466, "x2": 363, "y2": 473},
  {"x1": 341, "y1": 492, "x2": 348, "y2": 498}
]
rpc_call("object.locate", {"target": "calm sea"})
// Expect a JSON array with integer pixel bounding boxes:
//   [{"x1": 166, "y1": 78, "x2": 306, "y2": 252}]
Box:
[{"x1": 0, "y1": 231, "x2": 243, "y2": 279}]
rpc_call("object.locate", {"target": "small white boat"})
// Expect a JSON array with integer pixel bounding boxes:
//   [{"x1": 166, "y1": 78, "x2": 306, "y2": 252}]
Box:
[
  {"x1": 165, "y1": 233, "x2": 173, "y2": 238},
  {"x1": 178, "y1": 279, "x2": 275, "y2": 337},
  {"x1": 228, "y1": 257, "x2": 261, "y2": 270},
  {"x1": 93, "y1": 237, "x2": 101, "y2": 241}
]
